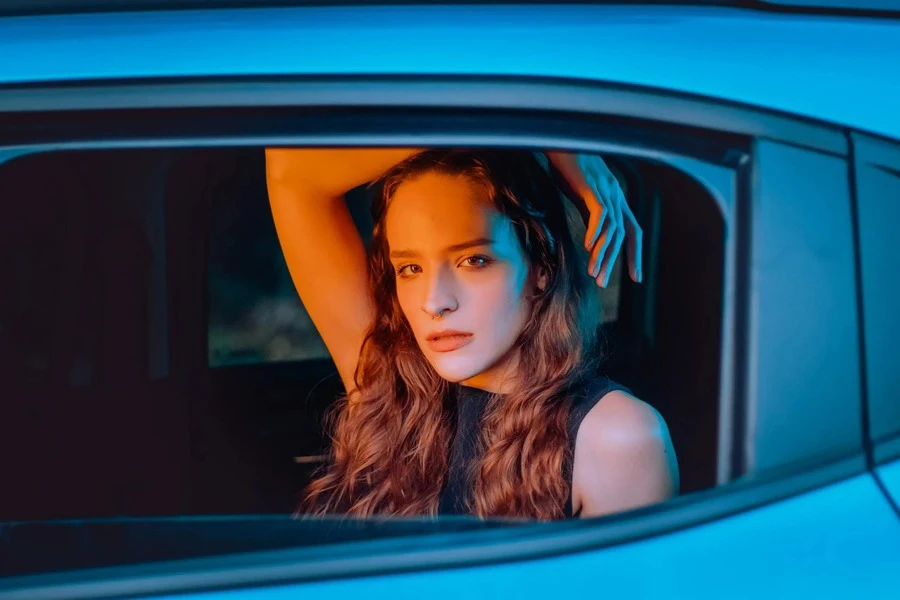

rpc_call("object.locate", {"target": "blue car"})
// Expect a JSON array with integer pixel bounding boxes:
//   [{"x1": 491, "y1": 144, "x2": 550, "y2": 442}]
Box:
[{"x1": 0, "y1": 1, "x2": 898, "y2": 598}]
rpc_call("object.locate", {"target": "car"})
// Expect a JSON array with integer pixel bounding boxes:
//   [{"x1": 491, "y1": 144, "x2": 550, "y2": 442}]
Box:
[{"x1": 0, "y1": 1, "x2": 898, "y2": 598}]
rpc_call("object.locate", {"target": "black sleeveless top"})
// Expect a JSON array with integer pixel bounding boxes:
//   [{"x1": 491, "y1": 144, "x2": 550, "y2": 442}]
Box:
[{"x1": 438, "y1": 376, "x2": 630, "y2": 518}]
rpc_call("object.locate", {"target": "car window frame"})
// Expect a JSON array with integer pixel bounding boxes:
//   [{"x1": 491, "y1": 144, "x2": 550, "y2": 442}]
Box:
[{"x1": 0, "y1": 75, "x2": 867, "y2": 598}]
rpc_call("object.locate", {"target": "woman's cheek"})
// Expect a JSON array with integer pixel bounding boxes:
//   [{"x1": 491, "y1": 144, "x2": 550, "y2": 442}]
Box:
[
  {"x1": 478, "y1": 264, "x2": 523, "y2": 308},
  {"x1": 471, "y1": 280, "x2": 506, "y2": 310},
  {"x1": 394, "y1": 283, "x2": 418, "y2": 327}
]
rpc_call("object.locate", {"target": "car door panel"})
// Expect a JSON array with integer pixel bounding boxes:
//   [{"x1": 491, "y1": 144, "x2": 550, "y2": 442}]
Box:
[{"x1": 0, "y1": 2, "x2": 897, "y2": 591}]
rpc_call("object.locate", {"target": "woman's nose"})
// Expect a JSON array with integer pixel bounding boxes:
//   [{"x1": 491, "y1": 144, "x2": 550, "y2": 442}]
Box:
[{"x1": 421, "y1": 267, "x2": 458, "y2": 318}]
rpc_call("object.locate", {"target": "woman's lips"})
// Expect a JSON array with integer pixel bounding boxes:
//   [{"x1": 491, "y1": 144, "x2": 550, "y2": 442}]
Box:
[{"x1": 426, "y1": 331, "x2": 474, "y2": 353}]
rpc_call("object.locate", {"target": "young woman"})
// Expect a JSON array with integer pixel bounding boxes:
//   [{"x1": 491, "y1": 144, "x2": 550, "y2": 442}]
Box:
[{"x1": 265, "y1": 148, "x2": 678, "y2": 520}]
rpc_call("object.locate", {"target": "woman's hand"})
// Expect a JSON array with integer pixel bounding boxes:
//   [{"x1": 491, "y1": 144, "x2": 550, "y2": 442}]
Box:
[{"x1": 546, "y1": 152, "x2": 643, "y2": 288}]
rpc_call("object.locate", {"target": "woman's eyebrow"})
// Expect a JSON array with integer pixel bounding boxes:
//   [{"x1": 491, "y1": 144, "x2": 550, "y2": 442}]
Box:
[
  {"x1": 445, "y1": 238, "x2": 494, "y2": 252},
  {"x1": 390, "y1": 238, "x2": 494, "y2": 260},
  {"x1": 389, "y1": 249, "x2": 420, "y2": 260}
]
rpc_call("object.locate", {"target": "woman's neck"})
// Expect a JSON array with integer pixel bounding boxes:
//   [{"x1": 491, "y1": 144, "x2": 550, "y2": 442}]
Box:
[{"x1": 459, "y1": 351, "x2": 522, "y2": 394}]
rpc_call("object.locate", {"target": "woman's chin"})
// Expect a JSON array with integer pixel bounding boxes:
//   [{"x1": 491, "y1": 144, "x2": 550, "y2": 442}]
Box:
[{"x1": 426, "y1": 355, "x2": 486, "y2": 384}]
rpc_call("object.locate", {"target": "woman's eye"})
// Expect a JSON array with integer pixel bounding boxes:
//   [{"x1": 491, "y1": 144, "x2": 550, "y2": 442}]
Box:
[
  {"x1": 396, "y1": 264, "x2": 422, "y2": 278},
  {"x1": 462, "y1": 255, "x2": 492, "y2": 269}
]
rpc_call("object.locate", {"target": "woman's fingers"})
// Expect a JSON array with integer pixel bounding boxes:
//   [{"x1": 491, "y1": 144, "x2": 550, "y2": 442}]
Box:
[
  {"x1": 584, "y1": 201, "x2": 607, "y2": 251},
  {"x1": 558, "y1": 153, "x2": 641, "y2": 288},
  {"x1": 622, "y1": 200, "x2": 643, "y2": 283},
  {"x1": 597, "y1": 202, "x2": 626, "y2": 287},
  {"x1": 597, "y1": 227, "x2": 625, "y2": 288},
  {"x1": 588, "y1": 210, "x2": 616, "y2": 282},
  {"x1": 582, "y1": 172, "x2": 607, "y2": 250}
]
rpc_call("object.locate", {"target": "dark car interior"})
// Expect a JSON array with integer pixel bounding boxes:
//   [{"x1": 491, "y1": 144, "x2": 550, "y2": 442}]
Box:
[{"x1": 0, "y1": 146, "x2": 724, "y2": 575}]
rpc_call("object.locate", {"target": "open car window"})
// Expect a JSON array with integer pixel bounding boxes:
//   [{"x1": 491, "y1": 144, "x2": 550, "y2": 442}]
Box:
[
  {"x1": 0, "y1": 78, "x2": 874, "y2": 594},
  {"x1": 0, "y1": 141, "x2": 724, "y2": 561}
]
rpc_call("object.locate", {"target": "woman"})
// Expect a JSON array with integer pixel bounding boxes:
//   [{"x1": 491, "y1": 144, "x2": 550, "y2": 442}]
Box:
[{"x1": 265, "y1": 147, "x2": 678, "y2": 520}]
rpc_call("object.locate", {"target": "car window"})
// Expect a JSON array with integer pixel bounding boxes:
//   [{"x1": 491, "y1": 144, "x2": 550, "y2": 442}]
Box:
[
  {"x1": 749, "y1": 140, "x2": 862, "y2": 472},
  {"x1": 0, "y1": 141, "x2": 725, "y2": 526},
  {"x1": 3, "y1": 96, "x2": 871, "y2": 589},
  {"x1": 853, "y1": 133, "x2": 900, "y2": 460}
]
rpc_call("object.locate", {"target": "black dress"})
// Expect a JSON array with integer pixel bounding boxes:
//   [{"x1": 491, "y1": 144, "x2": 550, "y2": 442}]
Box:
[{"x1": 438, "y1": 376, "x2": 631, "y2": 518}]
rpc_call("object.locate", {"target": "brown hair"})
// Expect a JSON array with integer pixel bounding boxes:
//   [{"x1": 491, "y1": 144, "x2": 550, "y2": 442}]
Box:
[{"x1": 302, "y1": 149, "x2": 602, "y2": 520}]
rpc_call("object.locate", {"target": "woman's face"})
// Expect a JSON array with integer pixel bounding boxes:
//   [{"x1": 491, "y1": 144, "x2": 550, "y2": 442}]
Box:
[{"x1": 385, "y1": 171, "x2": 541, "y2": 393}]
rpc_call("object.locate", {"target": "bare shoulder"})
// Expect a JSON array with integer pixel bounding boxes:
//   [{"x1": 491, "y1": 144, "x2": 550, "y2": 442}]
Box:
[
  {"x1": 580, "y1": 390, "x2": 666, "y2": 447},
  {"x1": 572, "y1": 389, "x2": 680, "y2": 518}
]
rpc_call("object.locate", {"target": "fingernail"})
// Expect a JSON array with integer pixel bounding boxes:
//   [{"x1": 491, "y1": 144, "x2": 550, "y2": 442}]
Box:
[{"x1": 637, "y1": 269, "x2": 643, "y2": 283}]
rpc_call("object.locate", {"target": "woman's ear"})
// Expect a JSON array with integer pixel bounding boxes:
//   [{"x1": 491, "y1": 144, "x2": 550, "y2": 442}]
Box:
[{"x1": 535, "y1": 266, "x2": 549, "y2": 292}]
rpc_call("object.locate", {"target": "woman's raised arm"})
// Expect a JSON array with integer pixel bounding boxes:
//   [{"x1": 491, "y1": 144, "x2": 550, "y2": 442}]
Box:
[{"x1": 265, "y1": 148, "x2": 418, "y2": 396}]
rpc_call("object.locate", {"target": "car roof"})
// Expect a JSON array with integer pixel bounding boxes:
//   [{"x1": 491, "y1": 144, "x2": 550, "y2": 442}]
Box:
[{"x1": 1, "y1": 3, "x2": 898, "y2": 140}]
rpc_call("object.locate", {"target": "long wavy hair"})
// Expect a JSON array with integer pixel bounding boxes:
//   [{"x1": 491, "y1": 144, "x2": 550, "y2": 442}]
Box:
[{"x1": 302, "y1": 149, "x2": 603, "y2": 520}]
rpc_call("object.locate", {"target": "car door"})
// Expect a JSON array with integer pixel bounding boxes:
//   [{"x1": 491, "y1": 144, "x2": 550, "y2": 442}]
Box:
[{"x1": 1, "y1": 3, "x2": 899, "y2": 599}]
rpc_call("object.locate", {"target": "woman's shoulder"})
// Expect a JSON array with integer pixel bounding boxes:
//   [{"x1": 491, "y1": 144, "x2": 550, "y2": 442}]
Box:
[
  {"x1": 565, "y1": 375, "x2": 631, "y2": 438},
  {"x1": 570, "y1": 374, "x2": 668, "y2": 460},
  {"x1": 568, "y1": 374, "x2": 631, "y2": 404},
  {"x1": 579, "y1": 387, "x2": 664, "y2": 443},
  {"x1": 570, "y1": 376, "x2": 679, "y2": 518}
]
